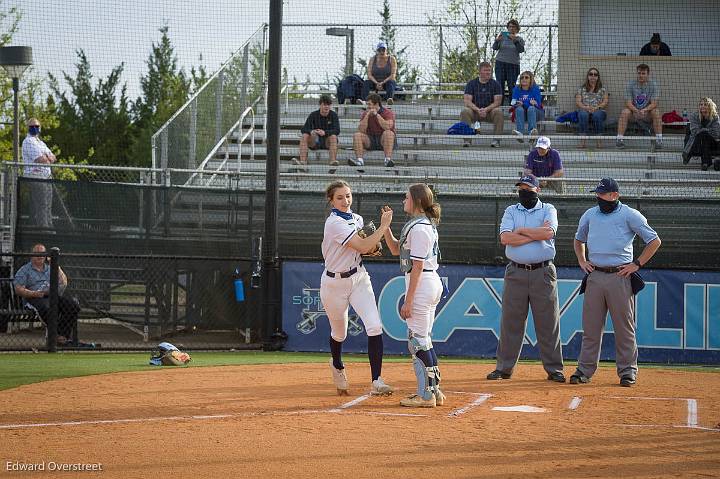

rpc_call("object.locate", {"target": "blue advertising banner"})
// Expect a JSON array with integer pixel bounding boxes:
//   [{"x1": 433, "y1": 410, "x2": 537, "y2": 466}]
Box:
[{"x1": 282, "y1": 261, "x2": 720, "y2": 364}]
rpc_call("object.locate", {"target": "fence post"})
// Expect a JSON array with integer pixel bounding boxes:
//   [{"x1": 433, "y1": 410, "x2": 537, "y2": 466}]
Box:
[
  {"x1": 160, "y1": 128, "x2": 169, "y2": 170},
  {"x1": 438, "y1": 25, "x2": 444, "y2": 86},
  {"x1": 547, "y1": 25, "x2": 553, "y2": 93},
  {"x1": 47, "y1": 247, "x2": 60, "y2": 353},
  {"x1": 189, "y1": 98, "x2": 197, "y2": 170},
  {"x1": 215, "y1": 70, "x2": 225, "y2": 144},
  {"x1": 241, "y1": 43, "x2": 250, "y2": 109}
]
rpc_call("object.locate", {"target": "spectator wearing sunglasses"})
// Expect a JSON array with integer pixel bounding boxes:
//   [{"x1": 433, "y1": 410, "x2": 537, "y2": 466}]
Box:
[
  {"x1": 575, "y1": 68, "x2": 609, "y2": 148},
  {"x1": 511, "y1": 71, "x2": 544, "y2": 141}
]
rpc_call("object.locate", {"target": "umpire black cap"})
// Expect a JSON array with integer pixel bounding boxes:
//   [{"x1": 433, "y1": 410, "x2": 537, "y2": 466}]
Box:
[{"x1": 591, "y1": 178, "x2": 619, "y2": 193}]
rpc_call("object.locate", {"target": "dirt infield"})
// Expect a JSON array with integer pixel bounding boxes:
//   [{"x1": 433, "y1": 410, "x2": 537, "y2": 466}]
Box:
[{"x1": 1, "y1": 363, "x2": 719, "y2": 478}]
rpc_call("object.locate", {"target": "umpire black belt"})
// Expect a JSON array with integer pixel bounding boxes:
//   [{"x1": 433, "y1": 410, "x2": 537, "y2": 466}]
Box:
[
  {"x1": 593, "y1": 265, "x2": 622, "y2": 273},
  {"x1": 511, "y1": 260, "x2": 552, "y2": 271},
  {"x1": 326, "y1": 261, "x2": 363, "y2": 279}
]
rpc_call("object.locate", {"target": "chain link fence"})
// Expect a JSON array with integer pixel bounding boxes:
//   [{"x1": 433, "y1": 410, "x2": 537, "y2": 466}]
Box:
[
  {"x1": 0, "y1": 251, "x2": 261, "y2": 351},
  {"x1": 5, "y1": 167, "x2": 720, "y2": 271},
  {"x1": 151, "y1": 24, "x2": 268, "y2": 171}
]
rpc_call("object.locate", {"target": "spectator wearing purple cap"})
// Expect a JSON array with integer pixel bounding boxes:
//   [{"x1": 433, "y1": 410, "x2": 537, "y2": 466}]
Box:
[
  {"x1": 572, "y1": 178, "x2": 662, "y2": 387},
  {"x1": 487, "y1": 173, "x2": 565, "y2": 383},
  {"x1": 361, "y1": 42, "x2": 397, "y2": 105},
  {"x1": 524, "y1": 136, "x2": 564, "y2": 193}
]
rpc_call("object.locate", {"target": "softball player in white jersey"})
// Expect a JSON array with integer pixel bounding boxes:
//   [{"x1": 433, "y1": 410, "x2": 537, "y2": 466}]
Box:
[
  {"x1": 321, "y1": 180, "x2": 394, "y2": 396},
  {"x1": 383, "y1": 184, "x2": 444, "y2": 408}
]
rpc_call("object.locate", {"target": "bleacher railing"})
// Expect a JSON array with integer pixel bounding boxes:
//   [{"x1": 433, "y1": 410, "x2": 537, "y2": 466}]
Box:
[{"x1": 151, "y1": 24, "x2": 267, "y2": 170}]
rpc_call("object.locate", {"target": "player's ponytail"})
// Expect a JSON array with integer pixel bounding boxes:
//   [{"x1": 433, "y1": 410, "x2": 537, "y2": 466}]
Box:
[{"x1": 409, "y1": 183, "x2": 441, "y2": 224}]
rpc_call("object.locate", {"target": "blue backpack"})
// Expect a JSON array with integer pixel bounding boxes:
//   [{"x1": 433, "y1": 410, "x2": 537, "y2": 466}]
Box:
[
  {"x1": 447, "y1": 122, "x2": 475, "y2": 135},
  {"x1": 337, "y1": 74, "x2": 364, "y2": 104}
]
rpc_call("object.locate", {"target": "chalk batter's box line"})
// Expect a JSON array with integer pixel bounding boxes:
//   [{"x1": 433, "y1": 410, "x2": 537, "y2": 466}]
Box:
[
  {"x1": 607, "y1": 396, "x2": 699, "y2": 428},
  {"x1": 0, "y1": 405, "x2": 430, "y2": 430}
]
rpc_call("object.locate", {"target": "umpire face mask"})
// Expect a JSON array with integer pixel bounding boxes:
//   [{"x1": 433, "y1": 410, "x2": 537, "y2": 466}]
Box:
[
  {"x1": 597, "y1": 197, "x2": 619, "y2": 214},
  {"x1": 518, "y1": 189, "x2": 539, "y2": 209}
]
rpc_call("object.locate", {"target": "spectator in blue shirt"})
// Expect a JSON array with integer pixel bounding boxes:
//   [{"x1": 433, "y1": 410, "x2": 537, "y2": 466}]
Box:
[
  {"x1": 572, "y1": 178, "x2": 662, "y2": 387},
  {"x1": 14, "y1": 243, "x2": 80, "y2": 346},
  {"x1": 524, "y1": 136, "x2": 564, "y2": 193},
  {"x1": 511, "y1": 71, "x2": 544, "y2": 141},
  {"x1": 487, "y1": 174, "x2": 565, "y2": 383}
]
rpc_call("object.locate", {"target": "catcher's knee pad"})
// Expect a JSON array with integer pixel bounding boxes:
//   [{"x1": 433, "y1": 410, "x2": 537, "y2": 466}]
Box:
[{"x1": 408, "y1": 332, "x2": 433, "y2": 357}]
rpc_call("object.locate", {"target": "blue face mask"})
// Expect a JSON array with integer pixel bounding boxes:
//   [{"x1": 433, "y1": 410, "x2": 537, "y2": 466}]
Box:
[{"x1": 29, "y1": 125, "x2": 41, "y2": 136}]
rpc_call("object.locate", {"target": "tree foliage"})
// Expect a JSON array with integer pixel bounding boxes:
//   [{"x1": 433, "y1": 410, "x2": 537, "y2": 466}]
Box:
[
  {"x1": 48, "y1": 50, "x2": 133, "y2": 166},
  {"x1": 431, "y1": 0, "x2": 550, "y2": 87},
  {"x1": 130, "y1": 26, "x2": 192, "y2": 167},
  {"x1": 0, "y1": 2, "x2": 59, "y2": 163}
]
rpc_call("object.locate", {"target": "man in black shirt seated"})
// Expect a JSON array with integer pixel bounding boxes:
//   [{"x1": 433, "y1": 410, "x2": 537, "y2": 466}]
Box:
[
  {"x1": 292, "y1": 94, "x2": 341, "y2": 171},
  {"x1": 640, "y1": 33, "x2": 671, "y2": 56}
]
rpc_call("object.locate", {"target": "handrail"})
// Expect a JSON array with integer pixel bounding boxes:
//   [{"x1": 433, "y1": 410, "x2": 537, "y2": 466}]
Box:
[
  {"x1": 183, "y1": 105, "x2": 256, "y2": 188},
  {"x1": 150, "y1": 24, "x2": 267, "y2": 158}
]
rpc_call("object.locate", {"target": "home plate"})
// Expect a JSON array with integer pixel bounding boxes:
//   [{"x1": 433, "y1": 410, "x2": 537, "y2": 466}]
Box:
[{"x1": 492, "y1": 405, "x2": 547, "y2": 413}]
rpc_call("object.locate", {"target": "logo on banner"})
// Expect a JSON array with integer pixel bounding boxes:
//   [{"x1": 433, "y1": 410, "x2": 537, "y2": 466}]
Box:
[{"x1": 292, "y1": 287, "x2": 364, "y2": 336}]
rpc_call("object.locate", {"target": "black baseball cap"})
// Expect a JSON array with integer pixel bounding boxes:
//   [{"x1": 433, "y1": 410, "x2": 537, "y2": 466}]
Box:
[{"x1": 591, "y1": 178, "x2": 619, "y2": 193}]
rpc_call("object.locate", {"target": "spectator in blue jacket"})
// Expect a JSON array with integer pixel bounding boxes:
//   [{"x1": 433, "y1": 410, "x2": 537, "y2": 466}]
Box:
[{"x1": 512, "y1": 71, "x2": 544, "y2": 141}]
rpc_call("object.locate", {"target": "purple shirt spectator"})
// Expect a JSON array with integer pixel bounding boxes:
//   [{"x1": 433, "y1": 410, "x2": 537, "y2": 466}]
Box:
[{"x1": 525, "y1": 148, "x2": 563, "y2": 178}]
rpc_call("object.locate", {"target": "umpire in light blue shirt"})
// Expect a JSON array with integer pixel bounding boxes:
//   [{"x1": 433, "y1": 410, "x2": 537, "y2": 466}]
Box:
[
  {"x1": 571, "y1": 178, "x2": 661, "y2": 387},
  {"x1": 487, "y1": 174, "x2": 566, "y2": 383}
]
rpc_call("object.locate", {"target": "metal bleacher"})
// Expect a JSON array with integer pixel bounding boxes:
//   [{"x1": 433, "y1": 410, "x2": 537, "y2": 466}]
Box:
[{"x1": 200, "y1": 96, "x2": 718, "y2": 199}]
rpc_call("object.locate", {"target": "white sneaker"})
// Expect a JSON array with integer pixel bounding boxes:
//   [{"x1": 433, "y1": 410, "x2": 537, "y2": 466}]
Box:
[
  {"x1": 329, "y1": 359, "x2": 349, "y2": 396},
  {"x1": 400, "y1": 394, "x2": 436, "y2": 408},
  {"x1": 530, "y1": 128, "x2": 538, "y2": 137},
  {"x1": 348, "y1": 157, "x2": 365, "y2": 167},
  {"x1": 384, "y1": 158, "x2": 395, "y2": 167},
  {"x1": 290, "y1": 157, "x2": 300, "y2": 165},
  {"x1": 370, "y1": 377, "x2": 394, "y2": 396},
  {"x1": 513, "y1": 130, "x2": 525, "y2": 143},
  {"x1": 434, "y1": 388, "x2": 446, "y2": 406},
  {"x1": 490, "y1": 139, "x2": 500, "y2": 148}
]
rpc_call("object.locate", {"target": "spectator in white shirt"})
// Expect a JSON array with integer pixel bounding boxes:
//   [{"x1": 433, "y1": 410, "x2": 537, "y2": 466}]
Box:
[{"x1": 21, "y1": 118, "x2": 55, "y2": 228}]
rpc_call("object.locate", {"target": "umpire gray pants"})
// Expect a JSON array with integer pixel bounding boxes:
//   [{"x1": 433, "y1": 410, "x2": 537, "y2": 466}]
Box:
[
  {"x1": 495, "y1": 263, "x2": 564, "y2": 375},
  {"x1": 577, "y1": 271, "x2": 637, "y2": 379}
]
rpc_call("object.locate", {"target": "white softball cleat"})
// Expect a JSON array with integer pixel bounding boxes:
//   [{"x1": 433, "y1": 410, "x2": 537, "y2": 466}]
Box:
[
  {"x1": 370, "y1": 376, "x2": 394, "y2": 396},
  {"x1": 329, "y1": 359, "x2": 349, "y2": 396},
  {"x1": 434, "y1": 388, "x2": 446, "y2": 406},
  {"x1": 400, "y1": 394, "x2": 436, "y2": 408}
]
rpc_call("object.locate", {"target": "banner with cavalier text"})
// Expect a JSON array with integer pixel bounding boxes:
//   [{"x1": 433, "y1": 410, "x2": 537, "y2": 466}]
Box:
[{"x1": 282, "y1": 261, "x2": 720, "y2": 364}]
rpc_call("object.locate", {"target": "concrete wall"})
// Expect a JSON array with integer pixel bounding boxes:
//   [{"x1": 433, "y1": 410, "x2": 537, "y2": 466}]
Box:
[{"x1": 558, "y1": 0, "x2": 720, "y2": 121}]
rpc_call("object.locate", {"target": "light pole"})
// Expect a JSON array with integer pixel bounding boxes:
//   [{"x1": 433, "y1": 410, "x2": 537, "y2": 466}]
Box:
[
  {"x1": 0, "y1": 46, "x2": 33, "y2": 164},
  {"x1": 325, "y1": 28, "x2": 354, "y2": 76}
]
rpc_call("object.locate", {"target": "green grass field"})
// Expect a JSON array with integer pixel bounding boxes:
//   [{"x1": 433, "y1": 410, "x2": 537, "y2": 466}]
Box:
[{"x1": 0, "y1": 352, "x2": 716, "y2": 392}]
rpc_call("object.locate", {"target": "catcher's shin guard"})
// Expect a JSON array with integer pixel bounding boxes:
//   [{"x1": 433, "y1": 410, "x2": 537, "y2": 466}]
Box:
[{"x1": 409, "y1": 334, "x2": 435, "y2": 401}]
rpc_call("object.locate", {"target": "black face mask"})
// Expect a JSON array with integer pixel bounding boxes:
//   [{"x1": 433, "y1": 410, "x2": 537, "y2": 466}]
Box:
[
  {"x1": 597, "y1": 197, "x2": 619, "y2": 214},
  {"x1": 518, "y1": 189, "x2": 539, "y2": 209}
]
